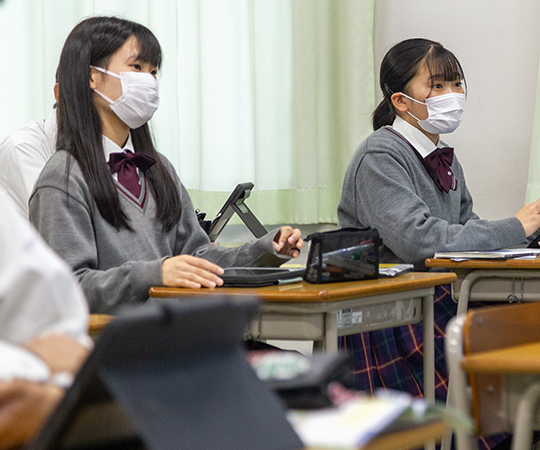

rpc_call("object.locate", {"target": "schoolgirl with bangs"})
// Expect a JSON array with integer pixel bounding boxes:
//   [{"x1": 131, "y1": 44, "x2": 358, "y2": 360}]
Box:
[
  {"x1": 30, "y1": 16, "x2": 303, "y2": 313},
  {"x1": 337, "y1": 38, "x2": 540, "y2": 449}
]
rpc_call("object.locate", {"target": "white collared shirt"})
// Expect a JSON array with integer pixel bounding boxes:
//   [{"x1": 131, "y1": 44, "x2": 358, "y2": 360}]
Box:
[
  {"x1": 102, "y1": 133, "x2": 143, "y2": 185},
  {"x1": 0, "y1": 186, "x2": 90, "y2": 381},
  {"x1": 0, "y1": 112, "x2": 57, "y2": 218},
  {"x1": 391, "y1": 115, "x2": 441, "y2": 158}
]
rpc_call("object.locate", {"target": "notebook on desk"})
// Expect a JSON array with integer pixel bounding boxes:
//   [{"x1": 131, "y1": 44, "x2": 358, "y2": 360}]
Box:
[
  {"x1": 220, "y1": 267, "x2": 305, "y2": 287},
  {"x1": 433, "y1": 249, "x2": 540, "y2": 261}
]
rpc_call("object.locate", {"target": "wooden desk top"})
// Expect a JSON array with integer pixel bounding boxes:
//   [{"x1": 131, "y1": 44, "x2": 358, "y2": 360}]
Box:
[
  {"x1": 149, "y1": 272, "x2": 456, "y2": 303},
  {"x1": 88, "y1": 314, "x2": 113, "y2": 335},
  {"x1": 425, "y1": 257, "x2": 540, "y2": 270},
  {"x1": 462, "y1": 341, "x2": 540, "y2": 374}
]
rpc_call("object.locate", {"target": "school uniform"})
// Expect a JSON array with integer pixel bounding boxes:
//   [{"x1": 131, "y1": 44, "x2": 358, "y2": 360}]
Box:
[
  {"x1": 0, "y1": 113, "x2": 57, "y2": 218},
  {"x1": 337, "y1": 116, "x2": 523, "y2": 449},
  {"x1": 338, "y1": 116, "x2": 525, "y2": 267},
  {"x1": 29, "y1": 135, "x2": 290, "y2": 314},
  {"x1": 0, "y1": 186, "x2": 89, "y2": 379}
]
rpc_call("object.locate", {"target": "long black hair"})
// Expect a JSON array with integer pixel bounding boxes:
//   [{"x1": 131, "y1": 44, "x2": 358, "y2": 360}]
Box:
[
  {"x1": 372, "y1": 38, "x2": 465, "y2": 130},
  {"x1": 56, "y1": 16, "x2": 181, "y2": 232}
]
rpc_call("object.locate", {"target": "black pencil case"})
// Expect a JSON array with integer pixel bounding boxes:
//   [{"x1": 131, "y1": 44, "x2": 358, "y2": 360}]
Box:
[{"x1": 304, "y1": 227, "x2": 379, "y2": 283}]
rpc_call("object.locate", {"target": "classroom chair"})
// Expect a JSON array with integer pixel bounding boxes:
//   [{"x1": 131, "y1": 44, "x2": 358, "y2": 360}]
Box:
[{"x1": 445, "y1": 302, "x2": 540, "y2": 450}]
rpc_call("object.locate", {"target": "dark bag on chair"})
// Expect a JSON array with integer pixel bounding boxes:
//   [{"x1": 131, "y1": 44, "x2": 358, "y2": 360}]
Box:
[{"x1": 304, "y1": 228, "x2": 379, "y2": 283}]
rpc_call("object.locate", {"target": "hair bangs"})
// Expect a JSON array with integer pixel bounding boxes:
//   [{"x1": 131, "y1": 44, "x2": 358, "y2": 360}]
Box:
[
  {"x1": 132, "y1": 24, "x2": 162, "y2": 69},
  {"x1": 424, "y1": 46, "x2": 464, "y2": 83}
]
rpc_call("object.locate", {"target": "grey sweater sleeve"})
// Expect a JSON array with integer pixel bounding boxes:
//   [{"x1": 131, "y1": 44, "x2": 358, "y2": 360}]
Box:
[
  {"x1": 353, "y1": 151, "x2": 525, "y2": 266},
  {"x1": 29, "y1": 183, "x2": 164, "y2": 313}
]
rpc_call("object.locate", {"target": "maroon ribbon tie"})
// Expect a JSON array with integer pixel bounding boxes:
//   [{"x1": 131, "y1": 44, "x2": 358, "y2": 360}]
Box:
[
  {"x1": 108, "y1": 151, "x2": 156, "y2": 198},
  {"x1": 424, "y1": 147, "x2": 457, "y2": 193}
]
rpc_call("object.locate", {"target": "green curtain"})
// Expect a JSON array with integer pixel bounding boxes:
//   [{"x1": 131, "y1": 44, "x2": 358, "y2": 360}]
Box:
[
  {"x1": 0, "y1": 0, "x2": 375, "y2": 225},
  {"x1": 526, "y1": 59, "x2": 540, "y2": 202},
  {"x1": 186, "y1": 0, "x2": 376, "y2": 224}
]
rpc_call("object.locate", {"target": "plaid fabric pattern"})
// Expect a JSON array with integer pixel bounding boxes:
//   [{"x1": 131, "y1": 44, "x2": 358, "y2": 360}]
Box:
[{"x1": 338, "y1": 284, "x2": 507, "y2": 450}]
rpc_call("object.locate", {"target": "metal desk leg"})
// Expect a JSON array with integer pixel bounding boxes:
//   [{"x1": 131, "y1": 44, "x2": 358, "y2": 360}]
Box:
[
  {"x1": 511, "y1": 382, "x2": 540, "y2": 450},
  {"x1": 423, "y1": 293, "x2": 435, "y2": 403},
  {"x1": 423, "y1": 292, "x2": 436, "y2": 450},
  {"x1": 324, "y1": 311, "x2": 338, "y2": 354},
  {"x1": 440, "y1": 380, "x2": 454, "y2": 450},
  {"x1": 445, "y1": 316, "x2": 477, "y2": 450},
  {"x1": 456, "y1": 270, "x2": 540, "y2": 315}
]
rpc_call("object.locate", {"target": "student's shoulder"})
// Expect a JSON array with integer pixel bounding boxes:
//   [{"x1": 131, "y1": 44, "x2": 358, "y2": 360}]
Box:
[
  {"x1": 35, "y1": 151, "x2": 84, "y2": 189},
  {"x1": 361, "y1": 127, "x2": 410, "y2": 155},
  {"x1": 1, "y1": 119, "x2": 46, "y2": 146},
  {"x1": 31, "y1": 151, "x2": 96, "y2": 209},
  {"x1": 154, "y1": 152, "x2": 184, "y2": 185},
  {"x1": 0, "y1": 120, "x2": 47, "y2": 160},
  {"x1": 8, "y1": 119, "x2": 47, "y2": 145},
  {"x1": 40, "y1": 150, "x2": 74, "y2": 171},
  {"x1": 153, "y1": 152, "x2": 191, "y2": 199},
  {"x1": 155, "y1": 152, "x2": 175, "y2": 172},
  {"x1": 351, "y1": 127, "x2": 412, "y2": 165}
]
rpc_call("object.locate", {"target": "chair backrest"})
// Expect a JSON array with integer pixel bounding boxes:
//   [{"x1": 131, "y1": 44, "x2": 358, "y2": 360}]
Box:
[
  {"x1": 464, "y1": 302, "x2": 540, "y2": 354},
  {"x1": 462, "y1": 302, "x2": 540, "y2": 435}
]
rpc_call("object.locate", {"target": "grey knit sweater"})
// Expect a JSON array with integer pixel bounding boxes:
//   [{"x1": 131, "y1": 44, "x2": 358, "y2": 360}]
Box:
[
  {"x1": 337, "y1": 127, "x2": 526, "y2": 268},
  {"x1": 30, "y1": 151, "x2": 288, "y2": 313}
]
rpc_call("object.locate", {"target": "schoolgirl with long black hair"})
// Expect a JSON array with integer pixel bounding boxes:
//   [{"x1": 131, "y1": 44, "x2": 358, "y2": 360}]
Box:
[
  {"x1": 337, "y1": 38, "x2": 540, "y2": 449},
  {"x1": 30, "y1": 16, "x2": 302, "y2": 313}
]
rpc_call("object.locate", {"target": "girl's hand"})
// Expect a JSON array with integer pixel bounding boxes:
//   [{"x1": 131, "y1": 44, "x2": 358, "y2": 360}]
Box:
[
  {"x1": 515, "y1": 199, "x2": 540, "y2": 237},
  {"x1": 273, "y1": 226, "x2": 303, "y2": 258},
  {"x1": 161, "y1": 255, "x2": 224, "y2": 288},
  {"x1": 24, "y1": 335, "x2": 90, "y2": 375}
]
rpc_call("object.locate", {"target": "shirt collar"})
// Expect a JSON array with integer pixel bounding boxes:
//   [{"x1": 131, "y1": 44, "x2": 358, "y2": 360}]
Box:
[
  {"x1": 102, "y1": 133, "x2": 135, "y2": 162},
  {"x1": 391, "y1": 115, "x2": 440, "y2": 158}
]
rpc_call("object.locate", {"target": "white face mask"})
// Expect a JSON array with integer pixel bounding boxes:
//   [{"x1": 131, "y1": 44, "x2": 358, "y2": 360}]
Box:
[
  {"x1": 400, "y1": 92, "x2": 465, "y2": 134},
  {"x1": 91, "y1": 66, "x2": 159, "y2": 129}
]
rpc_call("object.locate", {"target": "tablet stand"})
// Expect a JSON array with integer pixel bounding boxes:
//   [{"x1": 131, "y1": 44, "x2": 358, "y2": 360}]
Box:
[{"x1": 208, "y1": 182, "x2": 268, "y2": 242}]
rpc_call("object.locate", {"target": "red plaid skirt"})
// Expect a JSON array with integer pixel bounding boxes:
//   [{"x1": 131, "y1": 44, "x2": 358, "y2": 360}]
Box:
[{"x1": 338, "y1": 284, "x2": 508, "y2": 450}]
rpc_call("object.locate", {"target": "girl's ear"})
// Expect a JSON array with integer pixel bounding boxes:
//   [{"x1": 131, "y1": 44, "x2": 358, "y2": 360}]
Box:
[
  {"x1": 89, "y1": 67, "x2": 99, "y2": 90},
  {"x1": 391, "y1": 92, "x2": 409, "y2": 113}
]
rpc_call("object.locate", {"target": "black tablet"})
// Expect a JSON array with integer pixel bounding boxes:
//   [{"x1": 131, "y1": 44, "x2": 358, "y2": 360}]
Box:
[
  {"x1": 220, "y1": 267, "x2": 305, "y2": 287},
  {"x1": 26, "y1": 297, "x2": 302, "y2": 450},
  {"x1": 528, "y1": 230, "x2": 540, "y2": 248}
]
